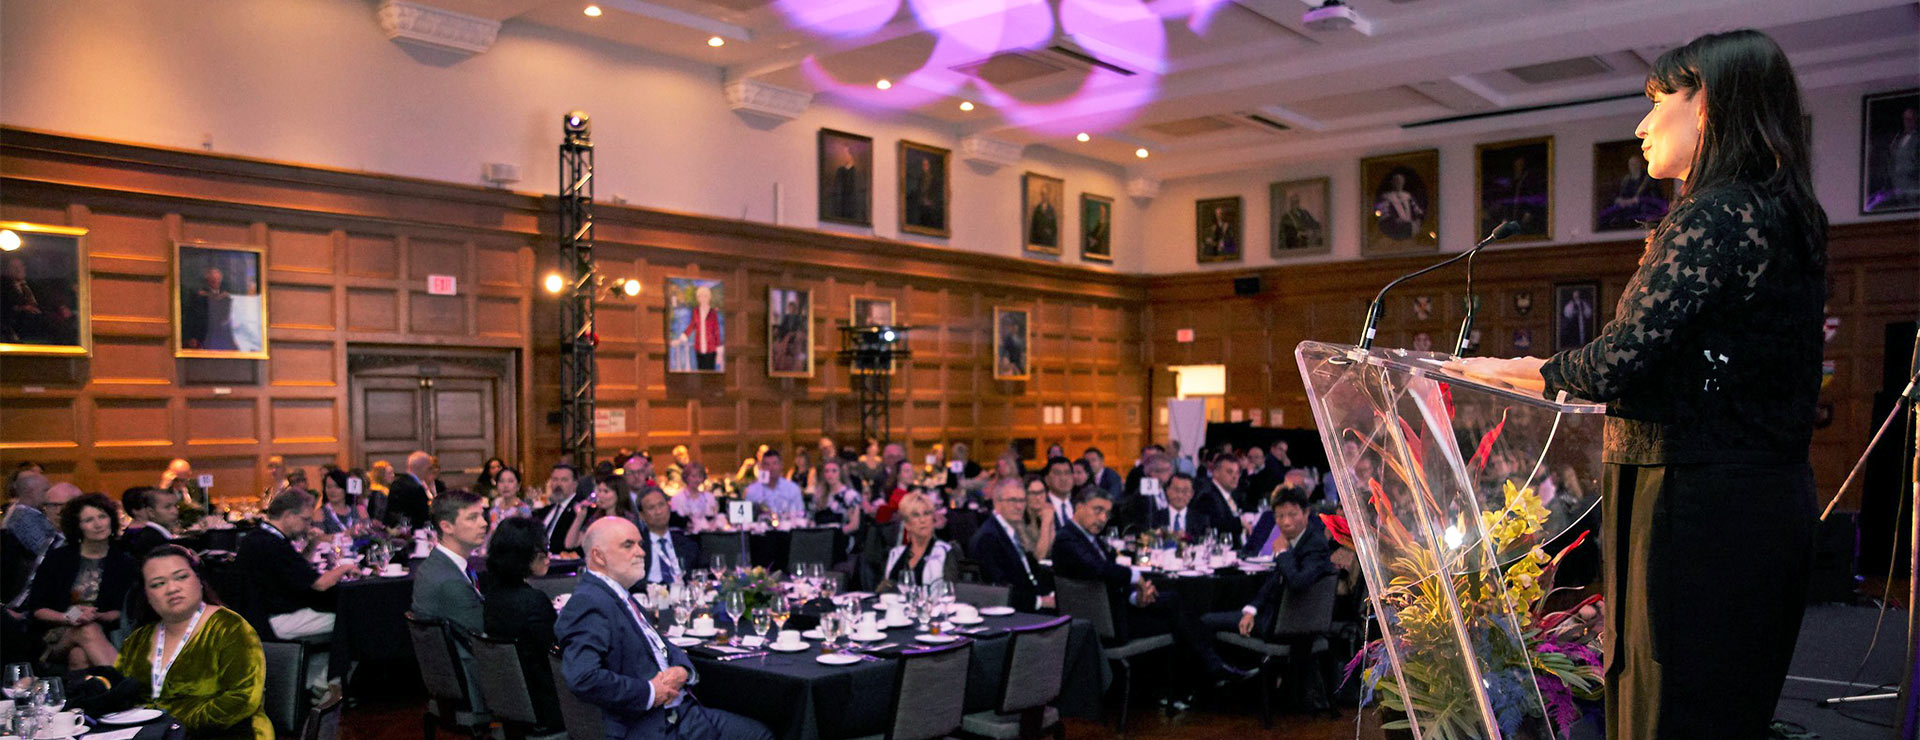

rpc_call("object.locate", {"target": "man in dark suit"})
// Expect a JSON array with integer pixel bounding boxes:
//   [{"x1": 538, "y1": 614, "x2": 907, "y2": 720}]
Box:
[
  {"x1": 534, "y1": 462, "x2": 585, "y2": 554},
  {"x1": 1082, "y1": 447, "x2": 1124, "y2": 501},
  {"x1": 1226, "y1": 490, "x2": 1335, "y2": 637},
  {"x1": 637, "y1": 488, "x2": 697, "y2": 585},
  {"x1": 119, "y1": 486, "x2": 179, "y2": 559},
  {"x1": 1195, "y1": 453, "x2": 1248, "y2": 538},
  {"x1": 968, "y1": 477, "x2": 1053, "y2": 612},
  {"x1": 240, "y1": 489, "x2": 357, "y2": 641},
  {"x1": 411, "y1": 489, "x2": 487, "y2": 639},
  {"x1": 1244, "y1": 446, "x2": 1282, "y2": 509},
  {"x1": 1050, "y1": 487, "x2": 1249, "y2": 694},
  {"x1": 1039, "y1": 456, "x2": 1076, "y2": 531},
  {"x1": 558, "y1": 517, "x2": 773, "y2": 739},
  {"x1": 382, "y1": 450, "x2": 433, "y2": 529},
  {"x1": 1148, "y1": 473, "x2": 1212, "y2": 539},
  {"x1": 1115, "y1": 453, "x2": 1172, "y2": 533}
]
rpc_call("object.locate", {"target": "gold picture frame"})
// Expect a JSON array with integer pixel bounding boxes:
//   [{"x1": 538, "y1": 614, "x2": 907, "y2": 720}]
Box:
[
  {"x1": 1360, "y1": 149, "x2": 1440, "y2": 256},
  {"x1": 0, "y1": 222, "x2": 91, "y2": 357},
  {"x1": 768, "y1": 286, "x2": 814, "y2": 378},
  {"x1": 993, "y1": 306, "x2": 1030, "y2": 381},
  {"x1": 849, "y1": 295, "x2": 895, "y2": 327},
  {"x1": 1475, "y1": 135, "x2": 1554, "y2": 243},
  {"x1": 173, "y1": 241, "x2": 269, "y2": 359},
  {"x1": 1021, "y1": 172, "x2": 1064, "y2": 255},
  {"x1": 1080, "y1": 193, "x2": 1114, "y2": 262},
  {"x1": 898, "y1": 140, "x2": 951, "y2": 237}
]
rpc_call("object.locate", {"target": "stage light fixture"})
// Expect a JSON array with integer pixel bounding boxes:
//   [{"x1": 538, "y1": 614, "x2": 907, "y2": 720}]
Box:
[
  {"x1": 1076, "y1": 132, "x2": 1090, "y2": 142},
  {"x1": 621, "y1": 278, "x2": 641, "y2": 297},
  {"x1": 959, "y1": 101, "x2": 974, "y2": 111},
  {"x1": 1135, "y1": 148, "x2": 1149, "y2": 159},
  {"x1": 708, "y1": 36, "x2": 725, "y2": 47},
  {"x1": 563, "y1": 110, "x2": 590, "y2": 137},
  {"x1": 0, "y1": 230, "x2": 19, "y2": 252},
  {"x1": 544, "y1": 272, "x2": 565, "y2": 294},
  {"x1": 583, "y1": 5, "x2": 602, "y2": 17},
  {"x1": 875, "y1": 79, "x2": 892, "y2": 90}
]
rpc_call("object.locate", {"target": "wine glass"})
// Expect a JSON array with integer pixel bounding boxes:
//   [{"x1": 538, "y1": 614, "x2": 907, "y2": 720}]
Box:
[
  {"x1": 771, "y1": 596, "x2": 793, "y2": 642},
  {"x1": 724, "y1": 591, "x2": 747, "y2": 641},
  {"x1": 672, "y1": 596, "x2": 693, "y2": 633},
  {"x1": 2, "y1": 664, "x2": 31, "y2": 700},
  {"x1": 751, "y1": 608, "x2": 772, "y2": 645},
  {"x1": 708, "y1": 554, "x2": 729, "y2": 582},
  {"x1": 31, "y1": 677, "x2": 63, "y2": 720}
]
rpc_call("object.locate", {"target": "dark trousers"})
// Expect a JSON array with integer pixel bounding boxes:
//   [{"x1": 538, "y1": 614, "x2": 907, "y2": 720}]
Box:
[
  {"x1": 694, "y1": 351, "x2": 717, "y2": 371},
  {"x1": 663, "y1": 703, "x2": 773, "y2": 740},
  {"x1": 1127, "y1": 589, "x2": 1228, "y2": 685},
  {"x1": 1602, "y1": 462, "x2": 1815, "y2": 740}
]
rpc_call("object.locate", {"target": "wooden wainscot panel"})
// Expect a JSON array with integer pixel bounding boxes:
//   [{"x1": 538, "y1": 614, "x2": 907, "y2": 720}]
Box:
[
  {"x1": 268, "y1": 283, "x2": 335, "y2": 331},
  {"x1": 89, "y1": 274, "x2": 170, "y2": 327},
  {"x1": 89, "y1": 337, "x2": 174, "y2": 385},
  {"x1": 268, "y1": 341, "x2": 337, "y2": 387},
  {"x1": 475, "y1": 296, "x2": 523, "y2": 339},
  {"x1": 648, "y1": 400, "x2": 691, "y2": 436},
  {"x1": 408, "y1": 292, "x2": 467, "y2": 335},
  {"x1": 0, "y1": 398, "x2": 79, "y2": 449},
  {"x1": 790, "y1": 400, "x2": 826, "y2": 435},
  {"x1": 744, "y1": 399, "x2": 783, "y2": 434},
  {"x1": 346, "y1": 234, "x2": 398, "y2": 279},
  {"x1": 697, "y1": 400, "x2": 738, "y2": 434},
  {"x1": 345, "y1": 288, "x2": 398, "y2": 332},
  {"x1": 181, "y1": 219, "x2": 252, "y2": 246},
  {"x1": 185, "y1": 398, "x2": 258, "y2": 445},
  {"x1": 188, "y1": 456, "x2": 262, "y2": 506},
  {"x1": 268, "y1": 228, "x2": 336, "y2": 275},
  {"x1": 269, "y1": 400, "x2": 335, "y2": 445},
  {"x1": 407, "y1": 237, "x2": 466, "y2": 282},
  {"x1": 475, "y1": 244, "x2": 523, "y2": 288},
  {"x1": 92, "y1": 397, "x2": 172, "y2": 447},
  {"x1": 86, "y1": 211, "x2": 171, "y2": 264},
  {"x1": 946, "y1": 402, "x2": 975, "y2": 428}
]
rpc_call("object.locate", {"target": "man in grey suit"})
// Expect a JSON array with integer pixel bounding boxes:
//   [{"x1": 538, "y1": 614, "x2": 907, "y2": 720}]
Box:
[{"x1": 410, "y1": 488, "x2": 489, "y2": 710}]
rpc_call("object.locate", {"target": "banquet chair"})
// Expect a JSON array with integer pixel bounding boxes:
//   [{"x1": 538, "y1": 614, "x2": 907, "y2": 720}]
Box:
[
  {"x1": 470, "y1": 634, "x2": 566, "y2": 740},
  {"x1": 1052, "y1": 576, "x2": 1171, "y2": 735},
  {"x1": 547, "y1": 651, "x2": 606, "y2": 740},
  {"x1": 787, "y1": 527, "x2": 837, "y2": 572},
  {"x1": 1211, "y1": 574, "x2": 1338, "y2": 727},
  {"x1": 952, "y1": 582, "x2": 1010, "y2": 608},
  {"x1": 530, "y1": 575, "x2": 575, "y2": 601},
  {"x1": 260, "y1": 638, "x2": 310, "y2": 734},
  {"x1": 404, "y1": 613, "x2": 493, "y2": 740},
  {"x1": 298, "y1": 692, "x2": 343, "y2": 740},
  {"x1": 853, "y1": 640, "x2": 973, "y2": 740},
  {"x1": 959, "y1": 614, "x2": 1070, "y2": 739},
  {"x1": 696, "y1": 531, "x2": 749, "y2": 569}
]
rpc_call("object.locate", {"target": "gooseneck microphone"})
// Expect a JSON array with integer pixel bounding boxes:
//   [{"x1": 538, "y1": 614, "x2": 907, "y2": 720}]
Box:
[{"x1": 1357, "y1": 220, "x2": 1521, "y2": 351}]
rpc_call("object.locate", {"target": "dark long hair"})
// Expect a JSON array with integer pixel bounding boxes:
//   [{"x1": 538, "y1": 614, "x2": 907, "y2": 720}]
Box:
[{"x1": 1646, "y1": 29, "x2": 1826, "y2": 266}]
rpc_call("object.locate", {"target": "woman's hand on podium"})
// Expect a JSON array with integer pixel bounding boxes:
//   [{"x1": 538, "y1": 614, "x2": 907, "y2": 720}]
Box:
[{"x1": 1443, "y1": 356, "x2": 1548, "y2": 394}]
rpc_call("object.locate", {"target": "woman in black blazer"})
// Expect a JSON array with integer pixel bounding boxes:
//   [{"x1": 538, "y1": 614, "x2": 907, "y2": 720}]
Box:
[
  {"x1": 481, "y1": 517, "x2": 561, "y2": 732},
  {"x1": 27, "y1": 493, "x2": 135, "y2": 670}
]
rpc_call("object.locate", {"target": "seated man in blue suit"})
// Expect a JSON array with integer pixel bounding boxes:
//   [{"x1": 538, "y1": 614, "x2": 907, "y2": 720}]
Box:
[
  {"x1": 1051, "y1": 486, "x2": 1251, "y2": 705},
  {"x1": 1148, "y1": 473, "x2": 1213, "y2": 540},
  {"x1": 637, "y1": 488, "x2": 698, "y2": 585},
  {"x1": 557, "y1": 516, "x2": 773, "y2": 740},
  {"x1": 1211, "y1": 490, "x2": 1336, "y2": 637},
  {"x1": 968, "y1": 477, "x2": 1054, "y2": 612}
]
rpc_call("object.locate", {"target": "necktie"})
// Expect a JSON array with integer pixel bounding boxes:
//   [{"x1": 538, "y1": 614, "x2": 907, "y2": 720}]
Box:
[
  {"x1": 1173, "y1": 511, "x2": 1183, "y2": 532},
  {"x1": 655, "y1": 535, "x2": 677, "y2": 581},
  {"x1": 1003, "y1": 519, "x2": 1035, "y2": 582}
]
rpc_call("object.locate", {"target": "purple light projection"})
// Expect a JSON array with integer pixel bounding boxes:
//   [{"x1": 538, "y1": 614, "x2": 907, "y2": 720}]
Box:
[{"x1": 782, "y1": 0, "x2": 1228, "y2": 136}]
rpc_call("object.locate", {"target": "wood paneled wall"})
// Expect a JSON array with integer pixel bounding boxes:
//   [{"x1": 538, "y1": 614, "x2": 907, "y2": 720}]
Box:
[
  {"x1": 1143, "y1": 218, "x2": 1919, "y2": 509},
  {"x1": 0, "y1": 128, "x2": 1146, "y2": 502}
]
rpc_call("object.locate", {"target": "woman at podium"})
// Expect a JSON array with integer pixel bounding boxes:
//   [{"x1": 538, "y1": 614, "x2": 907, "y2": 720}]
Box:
[{"x1": 1451, "y1": 29, "x2": 1826, "y2": 740}]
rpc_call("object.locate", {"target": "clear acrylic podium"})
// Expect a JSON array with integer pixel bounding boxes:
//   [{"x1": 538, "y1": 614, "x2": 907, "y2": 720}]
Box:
[{"x1": 1296, "y1": 341, "x2": 1604, "y2": 738}]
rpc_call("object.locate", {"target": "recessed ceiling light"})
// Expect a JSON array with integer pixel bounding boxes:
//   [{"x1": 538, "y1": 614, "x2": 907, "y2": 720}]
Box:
[
  {"x1": 708, "y1": 36, "x2": 725, "y2": 47},
  {"x1": 876, "y1": 79, "x2": 892, "y2": 90},
  {"x1": 583, "y1": 5, "x2": 602, "y2": 17},
  {"x1": 958, "y1": 101, "x2": 974, "y2": 111},
  {"x1": 1076, "y1": 132, "x2": 1090, "y2": 142},
  {"x1": 1135, "y1": 147, "x2": 1149, "y2": 159}
]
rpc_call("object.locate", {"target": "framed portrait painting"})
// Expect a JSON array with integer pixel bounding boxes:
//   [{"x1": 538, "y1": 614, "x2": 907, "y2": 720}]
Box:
[
  {"x1": 1021, "y1": 173, "x2": 1064, "y2": 255},
  {"x1": 849, "y1": 295, "x2": 895, "y2": 327},
  {"x1": 1080, "y1": 193, "x2": 1113, "y2": 262},
  {"x1": 768, "y1": 287, "x2": 812, "y2": 378},
  {"x1": 1860, "y1": 88, "x2": 1920, "y2": 214},
  {"x1": 174, "y1": 242, "x2": 267, "y2": 359},
  {"x1": 0, "y1": 222, "x2": 90, "y2": 356},
  {"x1": 993, "y1": 307, "x2": 1030, "y2": 381},
  {"x1": 1592, "y1": 138, "x2": 1672, "y2": 232},
  {"x1": 818, "y1": 128, "x2": 873, "y2": 227},
  {"x1": 1195, "y1": 196, "x2": 1243, "y2": 263},
  {"x1": 1361, "y1": 149, "x2": 1439, "y2": 256},
  {"x1": 899, "y1": 140, "x2": 950, "y2": 237},
  {"x1": 1554, "y1": 281, "x2": 1599, "y2": 353},
  {"x1": 1475, "y1": 136, "x2": 1553, "y2": 242},
  {"x1": 667, "y1": 276, "x2": 725, "y2": 373},
  {"x1": 1269, "y1": 177, "x2": 1330, "y2": 257}
]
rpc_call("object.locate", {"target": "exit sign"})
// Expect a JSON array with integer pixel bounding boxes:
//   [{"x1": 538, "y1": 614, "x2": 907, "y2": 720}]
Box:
[
  {"x1": 427, "y1": 274, "x2": 458, "y2": 295},
  {"x1": 1176, "y1": 328, "x2": 1194, "y2": 343}
]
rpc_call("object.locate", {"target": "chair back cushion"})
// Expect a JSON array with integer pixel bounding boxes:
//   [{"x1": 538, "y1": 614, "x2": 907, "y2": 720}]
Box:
[
  {"x1": 470, "y1": 634, "x2": 539, "y2": 724},
  {"x1": 299, "y1": 693, "x2": 343, "y2": 740},
  {"x1": 951, "y1": 582, "x2": 1009, "y2": 608},
  {"x1": 887, "y1": 641, "x2": 972, "y2": 740},
  {"x1": 787, "y1": 528, "x2": 836, "y2": 570},
  {"x1": 404, "y1": 614, "x2": 469, "y2": 703},
  {"x1": 259, "y1": 640, "x2": 305, "y2": 734},
  {"x1": 696, "y1": 532, "x2": 748, "y2": 568},
  {"x1": 998, "y1": 615, "x2": 1070, "y2": 714},
  {"x1": 547, "y1": 651, "x2": 607, "y2": 739},
  {"x1": 1271, "y1": 574, "x2": 1338, "y2": 637},
  {"x1": 1051, "y1": 577, "x2": 1115, "y2": 639}
]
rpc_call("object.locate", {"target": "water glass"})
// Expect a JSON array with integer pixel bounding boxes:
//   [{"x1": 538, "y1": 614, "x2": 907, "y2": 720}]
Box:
[
  {"x1": 2, "y1": 664, "x2": 30, "y2": 700},
  {"x1": 709, "y1": 554, "x2": 729, "y2": 581},
  {"x1": 751, "y1": 608, "x2": 772, "y2": 643},
  {"x1": 30, "y1": 677, "x2": 62, "y2": 717}
]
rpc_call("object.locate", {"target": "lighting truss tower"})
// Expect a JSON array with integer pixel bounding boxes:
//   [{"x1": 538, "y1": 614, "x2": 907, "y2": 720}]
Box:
[
  {"x1": 558, "y1": 111, "x2": 596, "y2": 470},
  {"x1": 838, "y1": 325, "x2": 912, "y2": 445}
]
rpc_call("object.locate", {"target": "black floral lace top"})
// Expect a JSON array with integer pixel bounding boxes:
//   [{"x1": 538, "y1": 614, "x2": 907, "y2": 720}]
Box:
[{"x1": 1540, "y1": 185, "x2": 1826, "y2": 465}]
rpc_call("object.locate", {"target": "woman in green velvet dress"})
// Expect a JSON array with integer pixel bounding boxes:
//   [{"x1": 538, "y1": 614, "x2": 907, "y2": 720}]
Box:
[{"x1": 113, "y1": 545, "x2": 272, "y2": 740}]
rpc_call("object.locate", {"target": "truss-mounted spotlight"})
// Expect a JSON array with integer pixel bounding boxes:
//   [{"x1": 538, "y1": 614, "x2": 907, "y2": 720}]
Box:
[
  {"x1": 544, "y1": 271, "x2": 565, "y2": 294},
  {"x1": 621, "y1": 278, "x2": 641, "y2": 297},
  {"x1": 0, "y1": 230, "x2": 20, "y2": 252},
  {"x1": 563, "y1": 110, "x2": 591, "y2": 143}
]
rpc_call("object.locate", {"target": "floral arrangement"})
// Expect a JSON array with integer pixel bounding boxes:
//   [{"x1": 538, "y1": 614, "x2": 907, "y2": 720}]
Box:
[
  {"x1": 1344, "y1": 474, "x2": 1603, "y2": 740},
  {"x1": 718, "y1": 566, "x2": 783, "y2": 611}
]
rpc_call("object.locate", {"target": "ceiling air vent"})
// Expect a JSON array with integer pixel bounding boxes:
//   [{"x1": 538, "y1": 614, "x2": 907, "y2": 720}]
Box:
[
  {"x1": 1242, "y1": 113, "x2": 1291, "y2": 132},
  {"x1": 1506, "y1": 55, "x2": 1615, "y2": 84},
  {"x1": 951, "y1": 52, "x2": 1070, "y2": 87},
  {"x1": 1046, "y1": 45, "x2": 1137, "y2": 76},
  {"x1": 1146, "y1": 116, "x2": 1238, "y2": 138}
]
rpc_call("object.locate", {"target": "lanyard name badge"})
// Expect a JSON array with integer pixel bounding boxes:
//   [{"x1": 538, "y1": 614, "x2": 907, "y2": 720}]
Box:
[{"x1": 152, "y1": 603, "x2": 208, "y2": 697}]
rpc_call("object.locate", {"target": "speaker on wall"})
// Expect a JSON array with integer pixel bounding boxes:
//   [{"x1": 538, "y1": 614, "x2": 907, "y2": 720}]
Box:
[{"x1": 1233, "y1": 276, "x2": 1262, "y2": 296}]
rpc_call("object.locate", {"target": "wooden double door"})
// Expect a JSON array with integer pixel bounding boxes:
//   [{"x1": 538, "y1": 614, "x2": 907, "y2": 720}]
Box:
[{"x1": 348, "y1": 348, "x2": 517, "y2": 479}]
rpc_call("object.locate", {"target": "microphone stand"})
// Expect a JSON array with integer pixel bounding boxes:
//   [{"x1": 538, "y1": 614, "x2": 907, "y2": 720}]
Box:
[
  {"x1": 1452, "y1": 247, "x2": 1481, "y2": 356},
  {"x1": 1358, "y1": 221, "x2": 1519, "y2": 351}
]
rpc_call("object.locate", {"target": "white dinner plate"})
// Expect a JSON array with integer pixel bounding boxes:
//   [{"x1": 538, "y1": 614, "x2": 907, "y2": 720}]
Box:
[
  {"x1": 883, "y1": 616, "x2": 914, "y2": 628},
  {"x1": 684, "y1": 628, "x2": 719, "y2": 638},
  {"x1": 23, "y1": 725, "x2": 81, "y2": 739},
  {"x1": 949, "y1": 615, "x2": 984, "y2": 625},
  {"x1": 668, "y1": 636, "x2": 703, "y2": 648},
  {"x1": 98, "y1": 708, "x2": 164, "y2": 725},
  {"x1": 978, "y1": 606, "x2": 1016, "y2": 616},
  {"x1": 849, "y1": 631, "x2": 888, "y2": 642},
  {"x1": 769, "y1": 640, "x2": 810, "y2": 652},
  {"x1": 815, "y1": 653, "x2": 863, "y2": 666},
  {"x1": 800, "y1": 629, "x2": 825, "y2": 639},
  {"x1": 914, "y1": 633, "x2": 961, "y2": 644},
  {"x1": 1176, "y1": 570, "x2": 1209, "y2": 577}
]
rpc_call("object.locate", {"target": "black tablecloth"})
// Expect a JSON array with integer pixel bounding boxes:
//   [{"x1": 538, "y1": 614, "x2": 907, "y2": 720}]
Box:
[
  {"x1": 83, "y1": 710, "x2": 190, "y2": 740},
  {"x1": 685, "y1": 611, "x2": 1104, "y2": 740},
  {"x1": 1145, "y1": 567, "x2": 1267, "y2": 614},
  {"x1": 332, "y1": 574, "x2": 417, "y2": 663}
]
